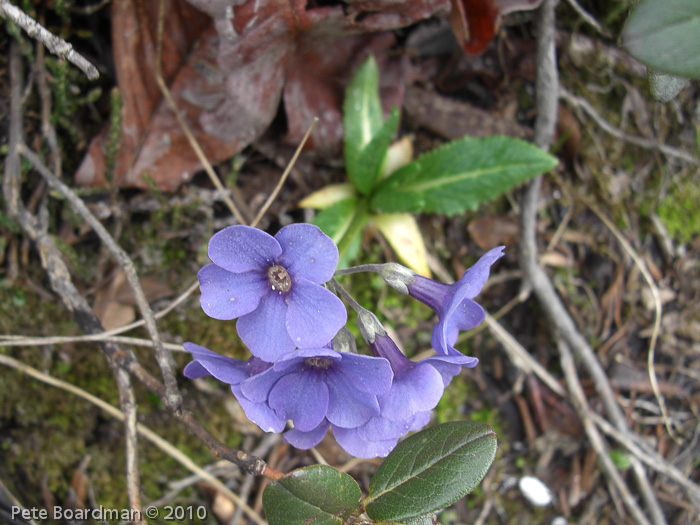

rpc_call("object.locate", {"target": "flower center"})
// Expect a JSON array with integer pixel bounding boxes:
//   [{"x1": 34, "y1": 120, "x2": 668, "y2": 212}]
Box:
[
  {"x1": 304, "y1": 357, "x2": 333, "y2": 370},
  {"x1": 267, "y1": 264, "x2": 292, "y2": 293}
]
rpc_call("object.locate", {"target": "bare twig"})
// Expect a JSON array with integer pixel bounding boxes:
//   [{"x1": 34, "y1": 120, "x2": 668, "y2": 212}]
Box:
[
  {"x1": 16, "y1": 144, "x2": 182, "y2": 411},
  {"x1": 560, "y1": 87, "x2": 699, "y2": 166},
  {"x1": 519, "y1": 1, "x2": 667, "y2": 523},
  {"x1": 114, "y1": 368, "x2": 145, "y2": 523},
  {"x1": 584, "y1": 197, "x2": 675, "y2": 441},
  {"x1": 0, "y1": 0, "x2": 99, "y2": 79},
  {"x1": 249, "y1": 117, "x2": 319, "y2": 228},
  {"x1": 561, "y1": 0, "x2": 608, "y2": 36},
  {"x1": 154, "y1": 0, "x2": 245, "y2": 225},
  {"x1": 0, "y1": 354, "x2": 266, "y2": 525},
  {"x1": 558, "y1": 341, "x2": 652, "y2": 525}
]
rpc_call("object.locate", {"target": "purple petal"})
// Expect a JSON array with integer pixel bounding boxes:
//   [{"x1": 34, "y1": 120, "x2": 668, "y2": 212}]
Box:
[
  {"x1": 268, "y1": 372, "x2": 329, "y2": 431},
  {"x1": 325, "y1": 371, "x2": 379, "y2": 428},
  {"x1": 333, "y1": 426, "x2": 397, "y2": 459},
  {"x1": 286, "y1": 279, "x2": 347, "y2": 348},
  {"x1": 284, "y1": 419, "x2": 330, "y2": 449},
  {"x1": 232, "y1": 385, "x2": 286, "y2": 433},
  {"x1": 408, "y1": 411, "x2": 432, "y2": 431},
  {"x1": 183, "y1": 361, "x2": 209, "y2": 379},
  {"x1": 208, "y1": 225, "x2": 282, "y2": 273},
  {"x1": 198, "y1": 264, "x2": 267, "y2": 320},
  {"x1": 337, "y1": 353, "x2": 393, "y2": 395},
  {"x1": 237, "y1": 293, "x2": 295, "y2": 361},
  {"x1": 378, "y1": 363, "x2": 444, "y2": 421},
  {"x1": 360, "y1": 416, "x2": 414, "y2": 441},
  {"x1": 240, "y1": 366, "x2": 288, "y2": 403},
  {"x1": 421, "y1": 356, "x2": 467, "y2": 386},
  {"x1": 454, "y1": 246, "x2": 506, "y2": 300},
  {"x1": 442, "y1": 298, "x2": 485, "y2": 346},
  {"x1": 183, "y1": 342, "x2": 249, "y2": 385},
  {"x1": 275, "y1": 224, "x2": 339, "y2": 284}
]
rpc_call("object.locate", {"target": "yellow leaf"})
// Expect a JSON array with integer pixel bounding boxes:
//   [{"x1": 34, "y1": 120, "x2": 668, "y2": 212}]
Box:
[
  {"x1": 298, "y1": 183, "x2": 356, "y2": 210},
  {"x1": 380, "y1": 136, "x2": 414, "y2": 179},
  {"x1": 372, "y1": 213, "x2": 431, "y2": 277}
]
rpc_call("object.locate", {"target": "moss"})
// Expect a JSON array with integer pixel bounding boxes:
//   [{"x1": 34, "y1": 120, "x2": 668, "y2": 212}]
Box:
[{"x1": 658, "y1": 181, "x2": 700, "y2": 244}]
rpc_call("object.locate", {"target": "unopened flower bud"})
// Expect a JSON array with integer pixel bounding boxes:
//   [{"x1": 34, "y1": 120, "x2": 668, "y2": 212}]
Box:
[
  {"x1": 333, "y1": 326, "x2": 357, "y2": 353},
  {"x1": 356, "y1": 309, "x2": 387, "y2": 345},
  {"x1": 379, "y1": 262, "x2": 416, "y2": 295}
]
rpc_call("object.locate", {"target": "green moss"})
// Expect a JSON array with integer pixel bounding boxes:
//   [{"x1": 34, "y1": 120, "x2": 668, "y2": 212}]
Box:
[{"x1": 658, "y1": 181, "x2": 700, "y2": 244}]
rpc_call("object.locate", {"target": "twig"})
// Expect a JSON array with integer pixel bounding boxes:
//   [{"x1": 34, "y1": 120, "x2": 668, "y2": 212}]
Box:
[
  {"x1": 483, "y1": 313, "x2": 567, "y2": 397},
  {"x1": 0, "y1": 334, "x2": 186, "y2": 352},
  {"x1": 114, "y1": 368, "x2": 145, "y2": 523},
  {"x1": 16, "y1": 144, "x2": 182, "y2": 411},
  {"x1": 520, "y1": 2, "x2": 667, "y2": 523},
  {"x1": 558, "y1": 341, "x2": 652, "y2": 525},
  {"x1": 583, "y1": 197, "x2": 675, "y2": 441},
  {"x1": 154, "y1": 0, "x2": 245, "y2": 225},
  {"x1": 0, "y1": 0, "x2": 99, "y2": 80},
  {"x1": 0, "y1": 354, "x2": 266, "y2": 525},
  {"x1": 589, "y1": 411, "x2": 700, "y2": 506},
  {"x1": 560, "y1": 87, "x2": 699, "y2": 166},
  {"x1": 249, "y1": 117, "x2": 319, "y2": 228},
  {"x1": 561, "y1": 0, "x2": 609, "y2": 36}
]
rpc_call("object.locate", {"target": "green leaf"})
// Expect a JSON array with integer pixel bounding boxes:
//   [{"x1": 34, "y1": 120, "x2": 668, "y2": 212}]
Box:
[
  {"x1": 370, "y1": 136, "x2": 557, "y2": 216},
  {"x1": 313, "y1": 198, "x2": 366, "y2": 266},
  {"x1": 344, "y1": 56, "x2": 384, "y2": 188},
  {"x1": 263, "y1": 465, "x2": 362, "y2": 525},
  {"x1": 621, "y1": 0, "x2": 700, "y2": 79},
  {"x1": 352, "y1": 107, "x2": 400, "y2": 194},
  {"x1": 364, "y1": 421, "x2": 497, "y2": 522}
]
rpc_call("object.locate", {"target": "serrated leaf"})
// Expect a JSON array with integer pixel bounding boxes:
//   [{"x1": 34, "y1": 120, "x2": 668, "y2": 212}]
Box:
[
  {"x1": 263, "y1": 465, "x2": 362, "y2": 525},
  {"x1": 621, "y1": 0, "x2": 700, "y2": 79},
  {"x1": 372, "y1": 213, "x2": 431, "y2": 277},
  {"x1": 298, "y1": 183, "x2": 357, "y2": 210},
  {"x1": 371, "y1": 136, "x2": 557, "y2": 216},
  {"x1": 364, "y1": 421, "x2": 497, "y2": 521},
  {"x1": 344, "y1": 56, "x2": 384, "y2": 187},
  {"x1": 352, "y1": 107, "x2": 400, "y2": 194}
]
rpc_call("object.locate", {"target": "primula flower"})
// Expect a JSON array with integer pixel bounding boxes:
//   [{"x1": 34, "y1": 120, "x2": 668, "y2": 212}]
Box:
[
  {"x1": 240, "y1": 347, "x2": 393, "y2": 433},
  {"x1": 380, "y1": 246, "x2": 504, "y2": 356},
  {"x1": 358, "y1": 310, "x2": 476, "y2": 421},
  {"x1": 198, "y1": 224, "x2": 347, "y2": 361},
  {"x1": 183, "y1": 343, "x2": 286, "y2": 432}
]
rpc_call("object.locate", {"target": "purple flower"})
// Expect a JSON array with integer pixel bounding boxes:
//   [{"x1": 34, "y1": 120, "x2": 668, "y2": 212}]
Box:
[
  {"x1": 240, "y1": 347, "x2": 393, "y2": 433},
  {"x1": 183, "y1": 343, "x2": 286, "y2": 432},
  {"x1": 381, "y1": 247, "x2": 504, "y2": 356},
  {"x1": 198, "y1": 224, "x2": 347, "y2": 362},
  {"x1": 358, "y1": 311, "x2": 476, "y2": 419}
]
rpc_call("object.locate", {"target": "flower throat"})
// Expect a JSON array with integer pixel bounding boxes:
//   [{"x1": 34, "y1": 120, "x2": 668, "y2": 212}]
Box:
[{"x1": 267, "y1": 264, "x2": 292, "y2": 293}]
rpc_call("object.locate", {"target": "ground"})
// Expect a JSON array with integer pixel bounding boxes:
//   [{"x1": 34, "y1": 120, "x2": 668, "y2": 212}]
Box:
[{"x1": 0, "y1": 1, "x2": 699, "y2": 524}]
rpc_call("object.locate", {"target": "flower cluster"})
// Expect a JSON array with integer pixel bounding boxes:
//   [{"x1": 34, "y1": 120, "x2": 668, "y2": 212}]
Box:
[{"x1": 185, "y1": 223, "x2": 503, "y2": 458}]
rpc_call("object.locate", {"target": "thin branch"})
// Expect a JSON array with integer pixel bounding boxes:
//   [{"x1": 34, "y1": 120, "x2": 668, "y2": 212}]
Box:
[
  {"x1": 249, "y1": 117, "x2": 319, "y2": 228},
  {"x1": 0, "y1": 0, "x2": 99, "y2": 80},
  {"x1": 584, "y1": 197, "x2": 675, "y2": 441},
  {"x1": 154, "y1": 0, "x2": 245, "y2": 225},
  {"x1": 560, "y1": 87, "x2": 699, "y2": 166},
  {"x1": 114, "y1": 368, "x2": 145, "y2": 523},
  {"x1": 561, "y1": 0, "x2": 609, "y2": 36},
  {"x1": 16, "y1": 144, "x2": 182, "y2": 411},
  {"x1": 558, "y1": 341, "x2": 652, "y2": 525},
  {"x1": 0, "y1": 354, "x2": 266, "y2": 525},
  {"x1": 520, "y1": 1, "x2": 667, "y2": 523}
]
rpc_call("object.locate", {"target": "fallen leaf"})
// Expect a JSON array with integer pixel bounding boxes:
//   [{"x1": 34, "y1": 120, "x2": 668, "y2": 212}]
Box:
[
  {"x1": 372, "y1": 213, "x2": 431, "y2": 276},
  {"x1": 77, "y1": 0, "x2": 448, "y2": 190},
  {"x1": 468, "y1": 215, "x2": 520, "y2": 250}
]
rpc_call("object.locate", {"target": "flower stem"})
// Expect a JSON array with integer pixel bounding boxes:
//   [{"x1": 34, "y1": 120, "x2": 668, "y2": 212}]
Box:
[
  {"x1": 334, "y1": 263, "x2": 384, "y2": 276},
  {"x1": 329, "y1": 278, "x2": 365, "y2": 315}
]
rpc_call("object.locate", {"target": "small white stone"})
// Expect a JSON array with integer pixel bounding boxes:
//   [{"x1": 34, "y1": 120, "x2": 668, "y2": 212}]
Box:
[
  {"x1": 518, "y1": 476, "x2": 552, "y2": 507},
  {"x1": 551, "y1": 517, "x2": 568, "y2": 525}
]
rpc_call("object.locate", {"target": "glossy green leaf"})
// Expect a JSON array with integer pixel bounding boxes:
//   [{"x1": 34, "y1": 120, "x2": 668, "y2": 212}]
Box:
[
  {"x1": 352, "y1": 107, "x2": 400, "y2": 194},
  {"x1": 313, "y1": 198, "x2": 366, "y2": 266},
  {"x1": 364, "y1": 421, "x2": 497, "y2": 521},
  {"x1": 344, "y1": 56, "x2": 384, "y2": 188},
  {"x1": 263, "y1": 465, "x2": 361, "y2": 525},
  {"x1": 370, "y1": 136, "x2": 557, "y2": 216},
  {"x1": 621, "y1": 0, "x2": 700, "y2": 79}
]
